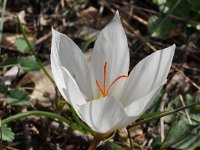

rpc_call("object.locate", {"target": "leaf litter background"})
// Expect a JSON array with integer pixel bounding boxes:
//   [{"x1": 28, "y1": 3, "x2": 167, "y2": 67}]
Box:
[{"x1": 0, "y1": 0, "x2": 200, "y2": 149}]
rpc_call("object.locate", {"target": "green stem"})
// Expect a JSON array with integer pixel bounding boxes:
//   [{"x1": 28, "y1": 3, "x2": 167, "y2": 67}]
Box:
[
  {"x1": 88, "y1": 136, "x2": 101, "y2": 150},
  {"x1": 127, "y1": 101, "x2": 200, "y2": 129},
  {"x1": 0, "y1": 0, "x2": 7, "y2": 54},
  {"x1": 1, "y1": 111, "x2": 71, "y2": 126},
  {"x1": 126, "y1": 127, "x2": 133, "y2": 149},
  {"x1": 88, "y1": 131, "x2": 113, "y2": 149},
  {"x1": 16, "y1": 15, "x2": 55, "y2": 85}
]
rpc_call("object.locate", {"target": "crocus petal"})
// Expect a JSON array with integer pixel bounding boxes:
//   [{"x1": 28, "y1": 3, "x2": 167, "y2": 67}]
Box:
[
  {"x1": 51, "y1": 28, "x2": 93, "y2": 100},
  {"x1": 51, "y1": 55, "x2": 87, "y2": 112},
  {"x1": 61, "y1": 67, "x2": 87, "y2": 112},
  {"x1": 124, "y1": 85, "x2": 163, "y2": 116},
  {"x1": 51, "y1": 53, "x2": 68, "y2": 100},
  {"x1": 91, "y1": 11, "x2": 129, "y2": 99},
  {"x1": 107, "y1": 85, "x2": 164, "y2": 131},
  {"x1": 120, "y1": 44, "x2": 175, "y2": 107},
  {"x1": 78, "y1": 96, "x2": 128, "y2": 133}
]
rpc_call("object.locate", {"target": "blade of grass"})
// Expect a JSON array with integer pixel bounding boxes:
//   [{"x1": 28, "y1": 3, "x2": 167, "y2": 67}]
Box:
[
  {"x1": 127, "y1": 100, "x2": 200, "y2": 129},
  {"x1": 126, "y1": 127, "x2": 133, "y2": 149},
  {"x1": 16, "y1": 15, "x2": 55, "y2": 85},
  {"x1": 152, "y1": 0, "x2": 182, "y2": 34},
  {"x1": 0, "y1": 119, "x2": 2, "y2": 150},
  {"x1": 1, "y1": 110, "x2": 90, "y2": 133},
  {"x1": 0, "y1": 0, "x2": 7, "y2": 54},
  {"x1": 2, "y1": 111, "x2": 71, "y2": 125}
]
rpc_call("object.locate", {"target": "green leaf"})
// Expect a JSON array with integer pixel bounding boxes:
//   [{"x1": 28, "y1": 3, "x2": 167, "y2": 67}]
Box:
[
  {"x1": 180, "y1": 94, "x2": 200, "y2": 123},
  {"x1": 1, "y1": 125, "x2": 15, "y2": 142},
  {"x1": 164, "y1": 113, "x2": 177, "y2": 124},
  {"x1": 153, "y1": 0, "x2": 190, "y2": 17},
  {"x1": 16, "y1": 38, "x2": 35, "y2": 53},
  {"x1": 81, "y1": 33, "x2": 98, "y2": 52},
  {"x1": 0, "y1": 83, "x2": 8, "y2": 95},
  {"x1": 139, "y1": 111, "x2": 162, "y2": 120},
  {"x1": 106, "y1": 141, "x2": 124, "y2": 150},
  {"x1": 19, "y1": 57, "x2": 40, "y2": 71},
  {"x1": 0, "y1": 57, "x2": 18, "y2": 67},
  {"x1": 187, "y1": 0, "x2": 200, "y2": 10},
  {"x1": 172, "y1": 126, "x2": 200, "y2": 150},
  {"x1": 189, "y1": 106, "x2": 200, "y2": 123},
  {"x1": 193, "y1": 105, "x2": 200, "y2": 111},
  {"x1": 148, "y1": 16, "x2": 175, "y2": 38},
  {"x1": 149, "y1": 0, "x2": 190, "y2": 38},
  {"x1": 6, "y1": 98, "x2": 30, "y2": 106},
  {"x1": 162, "y1": 116, "x2": 194, "y2": 148},
  {"x1": 6, "y1": 89, "x2": 30, "y2": 106}
]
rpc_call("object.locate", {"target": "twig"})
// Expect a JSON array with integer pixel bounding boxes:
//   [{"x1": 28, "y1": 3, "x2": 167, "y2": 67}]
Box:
[
  {"x1": 112, "y1": 4, "x2": 147, "y2": 26},
  {"x1": 174, "y1": 63, "x2": 200, "y2": 72},
  {"x1": 160, "y1": 93, "x2": 168, "y2": 142},
  {"x1": 104, "y1": 8, "x2": 200, "y2": 92},
  {"x1": 3, "y1": 145, "x2": 20, "y2": 150},
  {"x1": 131, "y1": 5, "x2": 199, "y2": 25},
  {"x1": 179, "y1": 95, "x2": 192, "y2": 125},
  {"x1": 107, "y1": 8, "x2": 200, "y2": 91},
  {"x1": 126, "y1": 127, "x2": 133, "y2": 149},
  {"x1": 123, "y1": 19, "x2": 200, "y2": 91},
  {"x1": 35, "y1": 31, "x2": 52, "y2": 46},
  {"x1": 127, "y1": 101, "x2": 200, "y2": 129},
  {"x1": 172, "y1": 65, "x2": 200, "y2": 91}
]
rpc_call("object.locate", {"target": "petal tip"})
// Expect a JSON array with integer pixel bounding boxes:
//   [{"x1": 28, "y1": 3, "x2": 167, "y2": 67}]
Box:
[
  {"x1": 114, "y1": 10, "x2": 120, "y2": 20},
  {"x1": 171, "y1": 44, "x2": 176, "y2": 49},
  {"x1": 51, "y1": 27, "x2": 59, "y2": 37},
  {"x1": 116, "y1": 10, "x2": 119, "y2": 15}
]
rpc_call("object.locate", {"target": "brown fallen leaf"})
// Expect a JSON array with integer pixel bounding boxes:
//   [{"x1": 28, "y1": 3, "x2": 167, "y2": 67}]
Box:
[
  {"x1": 2, "y1": 33, "x2": 35, "y2": 51},
  {"x1": 17, "y1": 64, "x2": 56, "y2": 108}
]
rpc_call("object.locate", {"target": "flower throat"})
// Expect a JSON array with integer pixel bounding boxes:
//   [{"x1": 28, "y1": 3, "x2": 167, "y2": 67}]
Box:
[{"x1": 96, "y1": 62, "x2": 128, "y2": 97}]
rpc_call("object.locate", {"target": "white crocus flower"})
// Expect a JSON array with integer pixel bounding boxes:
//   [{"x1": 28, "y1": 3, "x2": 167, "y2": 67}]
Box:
[{"x1": 51, "y1": 11, "x2": 175, "y2": 135}]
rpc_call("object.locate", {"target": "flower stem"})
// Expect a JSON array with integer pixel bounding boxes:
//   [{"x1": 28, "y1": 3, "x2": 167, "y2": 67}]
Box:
[
  {"x1": 16, "y1": 15, "x2": 55, "y2": 85},
  {"x1": 88, "y1": 136, "x2": 101, "y2": 150},
  {"x1": 88, "y1": 131, "x2": 113, "y2": 149}
]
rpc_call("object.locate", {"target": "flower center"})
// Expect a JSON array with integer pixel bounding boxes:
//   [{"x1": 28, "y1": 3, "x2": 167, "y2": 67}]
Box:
[{"x1": 96, "y1": 62, "x2": 128, "y2": 97}]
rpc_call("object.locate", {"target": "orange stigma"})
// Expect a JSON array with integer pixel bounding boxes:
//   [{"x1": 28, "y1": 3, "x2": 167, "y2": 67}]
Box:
[{"x1": 96, "y1": 62, "x2": 128, "y2": 97}]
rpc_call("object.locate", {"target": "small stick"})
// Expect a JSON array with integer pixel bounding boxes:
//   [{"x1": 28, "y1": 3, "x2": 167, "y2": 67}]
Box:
[
  {"x1": 179, "y1": 95, "x2": 192, "y2": 125},
  {"x1": 126, "y1": 127, "x2": 133, "y2": 149},
  {"x1": 160, "y1": 93, "x2": 168, "y2": 142}
]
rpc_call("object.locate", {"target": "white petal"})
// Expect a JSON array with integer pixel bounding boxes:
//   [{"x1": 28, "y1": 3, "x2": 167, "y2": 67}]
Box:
[
  {"x1": 106, "y1": 86, "x2": 164, "y2": 130},
  {"x1": 51, "y1": 53, "x2": 67, "y2": 100},
  {"x1": 120, "y1": 44, "x2": 175, "y2": 106},
  {"x1": 91, "y1": 11, "x2": 129, "y2": 99},
  {"x1": 51, "y1": 31, "x2": 86, "y2": 111},
  {"x1": 125, "y1": 85, "x2": 163, "y2": 116},
  {"x1": 51, "y1": 28, "x2": 93, "y2": 100},
  {"x1": 78, "y1": 96, "x2": 128, "y2": 133},
  {"x1": 61, "y1": 67, "x2": 87, "y2": 112}
]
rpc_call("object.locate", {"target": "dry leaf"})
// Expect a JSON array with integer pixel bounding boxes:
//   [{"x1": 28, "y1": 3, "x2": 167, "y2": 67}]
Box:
[{"x1": 17, "y1": 64, "x2": 55, "y2": 107}]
